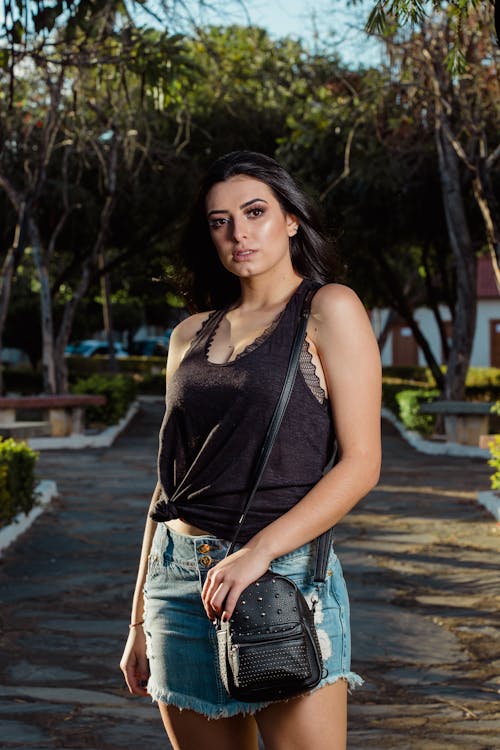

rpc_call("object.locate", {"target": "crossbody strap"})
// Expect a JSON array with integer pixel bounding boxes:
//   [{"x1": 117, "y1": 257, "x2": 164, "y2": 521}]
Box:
[{"x1": 226, "y1": 285, "x2": 331, "y2": 572}]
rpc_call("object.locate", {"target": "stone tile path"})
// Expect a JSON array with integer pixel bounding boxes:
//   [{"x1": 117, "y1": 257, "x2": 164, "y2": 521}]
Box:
[{"x1": 0, "y1": 402, "x2": 498, "y2": 749}]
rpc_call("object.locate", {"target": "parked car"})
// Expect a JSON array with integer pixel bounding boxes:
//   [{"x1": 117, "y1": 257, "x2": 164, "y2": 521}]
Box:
[
  {"x1": 0, "y1": 347, "x2": 30, "y2": 366},
  {"x1": 65, "y1": 340, "x2": 128, "y2": 358},
  {"x1": 129, "y1": 337, "x2": 169, "y2": 357}
]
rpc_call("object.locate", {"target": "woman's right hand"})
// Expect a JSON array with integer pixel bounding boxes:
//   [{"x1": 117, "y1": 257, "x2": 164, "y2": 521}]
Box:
[{"x1": 120, "y1": 625, "x2": 150, "y2": 696}]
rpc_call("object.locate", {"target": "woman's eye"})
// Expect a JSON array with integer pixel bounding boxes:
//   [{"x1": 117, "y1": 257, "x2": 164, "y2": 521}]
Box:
[
  {"x1": 208, "y1": 217, "x2": 229, "y2": 229},
  {"x1": 247, "y1": 207, "x2": 265, "y2": 218}
]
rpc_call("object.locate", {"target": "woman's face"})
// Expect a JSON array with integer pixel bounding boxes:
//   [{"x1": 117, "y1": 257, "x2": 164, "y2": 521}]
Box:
[{"x1": 205, "y1": 175, "x2": 298, "y2": 279}]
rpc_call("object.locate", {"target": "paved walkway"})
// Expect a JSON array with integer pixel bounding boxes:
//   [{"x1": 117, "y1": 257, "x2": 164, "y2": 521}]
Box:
[{"x1": 0, "y1": 402, "x2": 498, "y2": 749}]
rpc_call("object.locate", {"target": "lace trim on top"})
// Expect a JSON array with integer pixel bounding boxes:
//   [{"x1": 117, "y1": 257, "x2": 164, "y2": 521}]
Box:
[
  {"x1": 205, "y1": 306, "x2": 285, "y2": 364},
  {"x1": 184, "y1": 309, "x2": 222, "y2": 360},
  {"x1": 234, "y1": 308, "x2": 284, "y2": 360},
  {"x1": 299, "y1": 338, "x2": 327, "y2": 405}
]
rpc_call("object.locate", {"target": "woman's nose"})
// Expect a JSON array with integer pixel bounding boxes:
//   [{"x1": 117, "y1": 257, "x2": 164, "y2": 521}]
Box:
[{"x1": 231, "y1": 217, "x2": 248, "y2": 241}]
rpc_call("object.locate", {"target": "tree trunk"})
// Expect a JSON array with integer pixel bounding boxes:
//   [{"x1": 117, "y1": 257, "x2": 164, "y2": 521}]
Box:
[
  {"x1": 98, "y1": 249, "x2": 118, "y2": 372},
  {"x1": 29, "y1": 217, "x2": 57, "y2": 394},
  {"x1": 472, "y1": 158, "x2": 500, "y2": 293},
  {"x1": 435, "y1": 130, "x2": 477, "y2": 401},
  {"x1": 376, "y1": 308, "x2": 396, "y2": 353},
  {"x1": 372, "y1": 252, "x2": 445, "y2": 389},
  {"x1": 0, "y1": 206, "x2": 28, "y2": 393},
  {"x1": 421, "y1": 243, "x2": 451, "y2": 361},
  {"x1": 54, "y1": 262, "x2": 94, "y2": 393}
]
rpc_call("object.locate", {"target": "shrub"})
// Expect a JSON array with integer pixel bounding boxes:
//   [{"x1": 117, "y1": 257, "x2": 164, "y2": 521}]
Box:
[
  {"x1": 465, "y1": 385, "x2": 500, "y2": 402},
  {"x1": 135, "y1": 373, "x2": 166, "y2": 396},
  {"x1": 466, "y1": 368, "x2": 500, "y2": 387},
  {"x1": 382, "y1": 366, "x2": 432, "y2": 383},
  {"x1": 0, "y1": 438, "x2": 38, "y2": 527},
  {"x1": 71, "y1": 374, "x2": 137, "y2": 425},
  {"x1": 487, "y1": 402, "x2": 500, "y2": 491},
  {"x1": 395, "y1": 388, "x2": 440, "y2": 435},
  {"x1": 67, "y1": 355, "x2": 166, "y2": 381},
  {"x1": 382, "y1": 379, "x2": 431, "y2": 415}
]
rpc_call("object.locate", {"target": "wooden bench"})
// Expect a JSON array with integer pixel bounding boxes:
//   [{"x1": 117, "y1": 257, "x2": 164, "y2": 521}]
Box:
[
  {"x1": 419, "y1": 400, "x2": 494, "y2": 446},
  {"x1": 0, "y1": 395, "x2": 106, "y2": 438}
]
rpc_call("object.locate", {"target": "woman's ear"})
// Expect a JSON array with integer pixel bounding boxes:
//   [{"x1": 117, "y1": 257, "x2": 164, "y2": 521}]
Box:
[{"x1": 286, "y1": 214, "x2": 299, "y2": 237}]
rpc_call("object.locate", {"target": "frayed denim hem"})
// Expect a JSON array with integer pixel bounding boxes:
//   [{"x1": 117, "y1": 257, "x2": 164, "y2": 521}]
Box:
[
  {"x1": 319, "y1": 671, "x2": 364, "y2": 694},
  {"x1": 147, "y1": 671, "x2": 364, "y2": 719},
  {"x1": 147, "y1": 683, "x2": 273, "y2": 719}
]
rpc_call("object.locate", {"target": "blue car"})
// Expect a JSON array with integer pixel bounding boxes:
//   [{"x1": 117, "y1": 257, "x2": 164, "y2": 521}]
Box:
[{"x1": 65, "y1": 340, "x2": 128, "y2": 358}]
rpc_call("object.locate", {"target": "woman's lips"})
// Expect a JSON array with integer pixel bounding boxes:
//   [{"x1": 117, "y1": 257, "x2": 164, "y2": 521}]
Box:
[{"x1": 233, "y1": 248, "x2": 257, "y2": 261}]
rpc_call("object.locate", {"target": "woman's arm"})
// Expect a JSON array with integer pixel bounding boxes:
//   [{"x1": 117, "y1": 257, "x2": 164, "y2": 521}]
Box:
[
  {"x1": 119, "y1": 485, "x2": 160, "y2": 696},
  {"x1": 120, "y1": 312, "x2": 212, "y2": 694},
  {"x1": 202, "y1": 284, "x2": 382, "y2": 620}
]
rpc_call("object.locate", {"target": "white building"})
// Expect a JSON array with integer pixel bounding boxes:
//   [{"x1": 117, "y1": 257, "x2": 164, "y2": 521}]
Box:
[{"x1": 373, "y1": 256, "x2": 500, "y2": 367}]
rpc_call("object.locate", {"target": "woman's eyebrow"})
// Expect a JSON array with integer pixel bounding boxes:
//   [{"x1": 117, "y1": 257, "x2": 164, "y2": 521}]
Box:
[{"x1": 207, "y1": 198, "x2": 269, "y2": 217}]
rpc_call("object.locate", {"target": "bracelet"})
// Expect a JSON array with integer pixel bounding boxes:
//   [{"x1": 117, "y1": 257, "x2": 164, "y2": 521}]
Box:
[{"x1": 129, "y1": 619, "x2": 144, "y2": 629}]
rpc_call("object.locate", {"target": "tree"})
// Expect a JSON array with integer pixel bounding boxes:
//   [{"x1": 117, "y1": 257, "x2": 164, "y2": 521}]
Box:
[
  {"x1": 279, "y1": 4, "x2": 498, "y2": 399},
  {"x1": 0, "y1": 0, "x2": 198, "y2": 391},
  {"x1": 1, "y1": 19, "x2": 311, "y2": 391},
  {"x1": 382, "y1": 4, "x2": 500, "y2": 398},
  {"x1": 365, "y1": 0, "x2": 500, "y2": 69}
]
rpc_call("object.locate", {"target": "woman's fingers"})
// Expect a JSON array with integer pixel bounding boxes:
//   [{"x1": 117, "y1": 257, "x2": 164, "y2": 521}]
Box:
[
  {"x1": 120, "y1": 634, "x2": 150, "y2": 696},
  {"x1": 202, "y1": 572, "x2": 229, "y2": 619},
  {"x1": 122, "y1": 663, "x2": 149, "y2": 696},
  {"x1": 202, "y1": 548, "x2": 270, "y2": 620},
  {"x1": 202, "y1": 568, "x2": 248, "y2": 620},
  {"x1": 216, "y1": 590, "x2": 237, "y2": 621},
  {"x1": 123, "y1": 663, "x2": 150, "y2": 696}
]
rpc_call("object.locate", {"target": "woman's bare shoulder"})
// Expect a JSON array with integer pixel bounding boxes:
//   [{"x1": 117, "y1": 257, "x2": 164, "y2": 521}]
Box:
[
  {"x1": 170, "y1": 311, "x2": 214, "y2": 347},
  {"x1": 311, "y1": 283, "x2": 367, "y2": 322},
  {"x1": 166, "y1": 311, "x2": 215, "y2": 379}
]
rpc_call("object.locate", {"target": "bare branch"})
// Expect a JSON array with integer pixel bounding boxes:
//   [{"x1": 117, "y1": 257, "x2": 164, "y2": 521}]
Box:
[
  {"x1": 487, "y1": 143, "x2": 500, "y2": 168},
  {"x1": 0, "y1": 175, "x2": 23, "y2": 211},
  {"x1": 320, "y1": 124, "x2": 358, "y2": 202}
]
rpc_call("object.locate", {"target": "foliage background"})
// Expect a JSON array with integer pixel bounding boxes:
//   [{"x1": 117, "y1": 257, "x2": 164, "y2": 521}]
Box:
[{"x1": 0, "y1": 0, "x2": 499, "y2": 400}]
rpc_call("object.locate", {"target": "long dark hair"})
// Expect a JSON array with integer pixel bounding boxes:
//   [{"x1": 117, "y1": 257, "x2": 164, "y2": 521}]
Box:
[{"x1": 181, "y1": 151, "x2": 336, "y2": 310}]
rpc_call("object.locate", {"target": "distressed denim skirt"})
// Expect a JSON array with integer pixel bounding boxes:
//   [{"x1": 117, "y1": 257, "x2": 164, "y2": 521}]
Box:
[{"x1": 143, "y1": 523, "x2": 363, "y2": 718}]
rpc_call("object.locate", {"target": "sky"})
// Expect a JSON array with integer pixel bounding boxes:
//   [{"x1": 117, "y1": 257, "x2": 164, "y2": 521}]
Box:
[
  {"x1": 0, "y1": 1, "x2": 382, "y2": 68},
  {"x1": 189, "y1": 0, "x2": 382, "y2": 67}
]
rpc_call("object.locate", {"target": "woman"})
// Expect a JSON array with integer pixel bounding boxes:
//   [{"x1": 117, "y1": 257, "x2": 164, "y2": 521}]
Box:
[{"x1": 120, "y1": 151, "x2": 381, "y2": 750}]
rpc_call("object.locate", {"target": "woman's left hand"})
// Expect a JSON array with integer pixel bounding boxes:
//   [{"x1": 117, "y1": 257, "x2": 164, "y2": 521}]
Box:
[{"x1": 201, "y1": 546, "x2": 271, "y2": 621}]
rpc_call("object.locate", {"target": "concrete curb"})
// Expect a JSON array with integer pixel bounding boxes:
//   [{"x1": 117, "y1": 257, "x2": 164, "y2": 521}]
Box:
[
  {"x1": 381, "y1": 407, "x2": 489, "y2": 458},
  {"x1": 382, "y1": 408, "x2": 500, "y2": 521},
  {"x1": 476, "y1": 491, "x2": 500, "y2": 521},
  {"x1": 26, "y1": 400, "x2": 141, "y2": 451},
  {"x1": 0, "y1": 479, "x2": 59, "y2": 557},
  {"x1": 0, "y1": 400, "x2": 153, "y2": 556}
]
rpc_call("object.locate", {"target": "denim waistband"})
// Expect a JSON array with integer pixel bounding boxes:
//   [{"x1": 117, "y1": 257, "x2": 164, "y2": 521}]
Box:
[{"x1": 159, "y1": 523, "x2": 322, "y2": 570}]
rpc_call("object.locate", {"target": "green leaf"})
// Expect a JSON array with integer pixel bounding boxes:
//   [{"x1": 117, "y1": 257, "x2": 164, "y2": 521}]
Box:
[
  {"x1": 0, "y1": 48, "x2": 10, "y2": 71},
  {"x1": 11, "y1": 19, "x2": 24, "y2": 43}
]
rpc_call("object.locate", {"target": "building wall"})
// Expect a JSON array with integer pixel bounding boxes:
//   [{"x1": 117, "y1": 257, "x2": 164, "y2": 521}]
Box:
[
  {"x1": 374, "y1": 300, "x2": 500, "y2": 367},
  {"x1": 473, "y1": 300, "x2": 500, "y2": 366}
]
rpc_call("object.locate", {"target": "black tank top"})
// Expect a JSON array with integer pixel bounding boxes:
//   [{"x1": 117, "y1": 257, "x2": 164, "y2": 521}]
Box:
[{"x1": 152, "y1": 278, "x2": 336, "y2": 543}]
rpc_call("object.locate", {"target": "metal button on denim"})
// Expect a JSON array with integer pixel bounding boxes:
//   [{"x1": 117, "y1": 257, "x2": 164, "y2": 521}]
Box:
[
  {"x1": 199, "y1": 555, "x2": 213, "y2": 567},
  {"x1": 198, "y1": 544, "x2": 212, "y2": 554}
]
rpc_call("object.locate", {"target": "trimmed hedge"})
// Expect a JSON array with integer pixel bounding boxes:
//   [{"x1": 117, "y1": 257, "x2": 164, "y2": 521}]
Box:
[
  {"x1": 465, "y1": 368, "x2": 500, "y2": 387},
  {"x1": 382, "y1": 366, "x2": 432, "y2": 384},
  {"x1": 71, "y1": 373, "x2": 137, "y2": 425},
  {"x1": 67, "y1": 355, "x2": 166, "y2": 380},
  {"x1": 395, "y1": 388, "x2": 440, "y2": 435},
  {"x1": 0, "y1": 438, "x2": 38, "y2": 527},
  {"x1": 382, "y1": 379, "x2": 429, "y2": 415},
  {"x1": 135, "y1": 373, "x2": 166, "y2": 396},
  {"x1": 383, "y1": 367, "x2": 500, "y2": 435}
]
